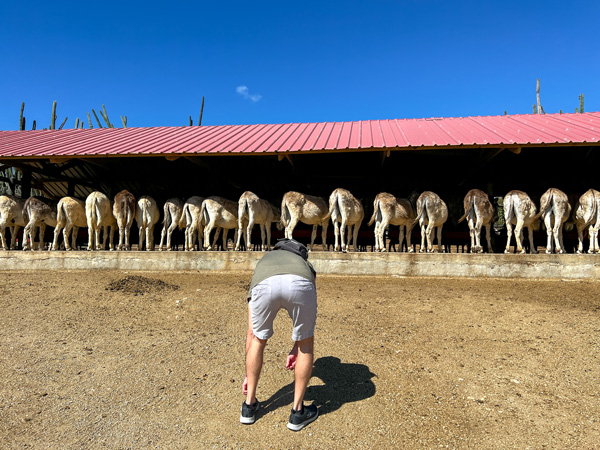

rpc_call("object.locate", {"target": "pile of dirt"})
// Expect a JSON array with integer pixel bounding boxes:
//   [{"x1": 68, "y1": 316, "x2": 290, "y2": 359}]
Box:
[{"x1": 105, "y1": 275, "x2": 179, "y2": 295}]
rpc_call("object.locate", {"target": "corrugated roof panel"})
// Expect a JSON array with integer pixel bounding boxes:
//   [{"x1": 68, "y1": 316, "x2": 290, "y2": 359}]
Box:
[
  {"x1": 244, "y1": 124, "x2": 288, "y2": 153},
  {"x1": 348, "y1": 122, "x2": 361, "y2": 149},
  {"x1": 277, "y1": 123, "x2": 311, "y2": 152},
  {"x1": 299, "y1": 123, "x2": 326, "y2": 151},
  {"x1": 359, "y1": 121, "x2": 372, "y2": 148},
  {"x1": 336, "y1": 121, "x2": 354, "y2": 150},
  {"x1": 313, "y1": 122, "x2": 336, "y2": 150},
  {"x1": 369, "y1": 121, "x2": 385, "y2": 149},
  {"x1": 1, "y1": 112, "x2": 599, "y2": 159},
  {"x1": 292, "y1": 123, "x2": 321, "y2": 152},
  {"x1": 324, "y1": 122, "x2": 345, "y2": 150}
]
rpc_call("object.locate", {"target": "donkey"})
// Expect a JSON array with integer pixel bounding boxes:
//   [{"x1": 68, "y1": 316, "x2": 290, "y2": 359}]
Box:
[
  {"x1": 503, "y1": 190, "x2": 539, "y2": 254},
  {"x1": 458, "y1": 189, "x2": 495, "y2": 253},
  {"x1": 22, "y1": 196, "x2": 58, "y2": 251},
  {"x1": 52, "y1": 196, "x2": 87, "y2": 251},
  {"x1": 0, "y1": 194, "x2": 26, "y2": 250},
  {"x1": 135, "y1": 196, "x2": 160, "y2": 251},
  {"x1": 572, "y1": 189, "x2": 600, "y2": 254},
  {"x1": 201, "y1": 196, "x2": 241, "y2": 251},
  {"x1": 86, "y1": 191, "x2": 116, "y2": 251},
  {"x1": 113, "y1": 190, "x2": 136, "y2": 250},
  {"x1": 280, "y1": 191, "x2": 329, "y2": 251},
  {"x1": 179, "y1": 196, "x2": 205, "y2": 251},
  {"x1": 325, "y1": 188, "x2": 364, "y2": 252},
  {"x1": 159, "y1": 198, "x2": 184, "y2": 251},
  {"x1": 532, "y1": 188, "x2": 571, "y2": 254},
  {"x1": 236, "y1": 191, "x2": 280, "y2": 251},
  {"x1": 413, "y1": 191, "x2": 448, "y2": 253},
  {"x1": 367, "y1": 192, "x2": 416, "y2": 252}
]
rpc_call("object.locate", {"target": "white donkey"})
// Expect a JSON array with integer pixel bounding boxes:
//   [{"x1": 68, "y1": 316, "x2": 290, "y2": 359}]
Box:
[
  {"x1": 179, "y1": 196, "x2": 205, "y2": 251},
  {"x1": 113, "y1": 190, "x2": 136, "y2": 251},
  {"x1": 22, "y1": 196, "x2": 58, "y2": 251},
  {"x1": 86, "y1": 191, "x2": 116, "y2": 251},
  {"x1": 135, "y1": 196, "x2": 160, "y2": 251},
  {"x1": 52, "y1": 197, "x2": 87, "y2": 251},
  {"x1": 0, "y1": 195, "x2": 26, "y2": 250},
  {"x1": 532, "y1": 188, "x2": 571, "y2": 254},
  {"x1": 325, "y1": 188, "x2": 364, "y2": 252},
  {"x1": 236, "y1": 191, "x2": 279, "y2": 251},
  {"x1": 503, "y1": 190, "x2": 539, "y2": 254},
  {"x1": 159, "y1": 198, "x2": 183, "y2": 251},
  {"x1": 367, "y1": 192, "x2": 415, "y2": 252},
  {"x1": 413, "y1": 191, "x2": 448, "y2": 253},
  {"x1": 572, "y1": 189, "x2": 600, "y2": 254},
  {"x1": 280, "y1": 191, "x2": 329, "y2": 251},
  {"x1": 201, "y1": 196, "x2": 241, "y2": 251},
  {"x1": 458, "y1": 189, "x2": 495, "y2": 253}
]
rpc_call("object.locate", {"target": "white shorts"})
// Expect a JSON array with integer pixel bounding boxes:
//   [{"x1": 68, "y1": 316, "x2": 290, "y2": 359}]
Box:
[{"x1": 249, "y1": 274, "x2": 317, "y2": 341}]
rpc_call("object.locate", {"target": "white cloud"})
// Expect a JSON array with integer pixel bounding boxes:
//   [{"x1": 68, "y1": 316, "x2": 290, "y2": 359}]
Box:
[{"x1": 236, "y1": 85, "x2": 262, "y2": 102}]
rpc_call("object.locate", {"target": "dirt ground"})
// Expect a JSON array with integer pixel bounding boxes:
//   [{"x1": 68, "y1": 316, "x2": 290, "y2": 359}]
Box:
[{"x1": 1, "y1": 270, "x2": 599, "y2": 449}]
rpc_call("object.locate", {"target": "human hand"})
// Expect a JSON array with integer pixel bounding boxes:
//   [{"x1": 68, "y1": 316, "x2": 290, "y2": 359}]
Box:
[
  {"x1": 285, "y1": 354, "x2": 297, "y2": 370},
  {"x1": 242, "y1": 375, "x2": 248, "y2": 395},
  {"x1": 285, "y1": 345, "x2": 298, "y2": 370}
]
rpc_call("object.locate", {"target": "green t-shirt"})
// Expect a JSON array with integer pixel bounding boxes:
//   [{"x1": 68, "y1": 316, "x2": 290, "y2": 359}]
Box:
[{"x1": 248, "y1": 249, "x2": 316, "y2": 298}]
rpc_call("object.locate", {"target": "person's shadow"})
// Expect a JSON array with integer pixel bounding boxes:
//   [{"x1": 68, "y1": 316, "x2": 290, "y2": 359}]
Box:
[{"x1": 260, "y1": 356, "x2": 376, "y2": 416}]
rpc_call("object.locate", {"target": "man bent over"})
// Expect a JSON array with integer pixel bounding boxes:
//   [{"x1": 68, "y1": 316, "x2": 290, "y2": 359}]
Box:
[{"x1": 240, "y1": 238, "x2": 318, "y2": 431}]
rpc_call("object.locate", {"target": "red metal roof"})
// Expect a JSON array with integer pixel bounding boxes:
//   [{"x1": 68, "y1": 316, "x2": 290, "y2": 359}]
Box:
[{"x1": 1, "y1": 112, "x2": 599, "y2": 159}]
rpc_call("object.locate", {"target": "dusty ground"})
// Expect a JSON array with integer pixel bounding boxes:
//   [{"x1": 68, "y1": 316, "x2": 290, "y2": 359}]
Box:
[{"x1": 0, "y1": 270, "x2": 599, "y2": 449}]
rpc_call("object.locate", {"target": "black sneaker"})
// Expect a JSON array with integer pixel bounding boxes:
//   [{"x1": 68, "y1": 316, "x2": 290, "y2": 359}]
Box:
[
  {"x1": 240, "y1": 400, "x2": 260, "y2": 424},
  {"x1": 287, "y1": 404, "x2": 318, "y2": 431}
]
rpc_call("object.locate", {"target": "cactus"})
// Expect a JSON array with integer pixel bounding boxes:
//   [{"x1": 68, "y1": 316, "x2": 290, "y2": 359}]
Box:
[
  {"x1": 199, "y1": 96, "x2": 205, "y2": 126},
  {"x1": 533, "y1": 104, "x2": 537, "y2": 114},
  {"x1": 50, "y1": 101, "x2": 57, "y2": 130},
  {"x1": 58, "y1": 117, "x2": 68, "y2": 130},
  {"x1": 579, "y1": 94, "x2": 584, "y2": 113},
  {"x1": 32, "y1": 120, "x2": 36, "y2": 130},
  {"x1": 121, "y1": 116, "x2": 128, "y2": 128},
  {"x1": 75, "y1": 118, "x2": 80, "y2": 129},
  {"x1": 189, "y1": 116, "x2": 193, "y2": 126},
  {"x1": 100, "y1": 104, "x2": 114, "y2": 128},
  {"x1": 92, "y1": 109, "x2": 104, "y2": 128},
  {"x1": 19, "y1": 102, "x2": 25, "y2": 130},
  {"x1": 87, "y1": 112, "x2": 93, "y2": 129}
]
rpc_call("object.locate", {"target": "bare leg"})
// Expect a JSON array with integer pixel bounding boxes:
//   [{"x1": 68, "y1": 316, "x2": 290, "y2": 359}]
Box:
[
  {"x1": 245, "y1": 305, "x2": 267, "y2": 406},
  {"x1": 292, "y1": 336, "x2": 314, "y2": 411}
]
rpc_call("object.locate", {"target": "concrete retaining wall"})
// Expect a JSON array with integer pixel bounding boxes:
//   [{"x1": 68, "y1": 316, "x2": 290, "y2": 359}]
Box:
[{"x1": 1, "y1": 251, "x2": 599, "y2": 280}]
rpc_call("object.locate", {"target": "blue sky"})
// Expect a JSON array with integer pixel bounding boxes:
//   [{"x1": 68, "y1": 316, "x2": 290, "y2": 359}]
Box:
[{"x1": 1, "y1": 1, "x2": 598, "y2": 130}]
